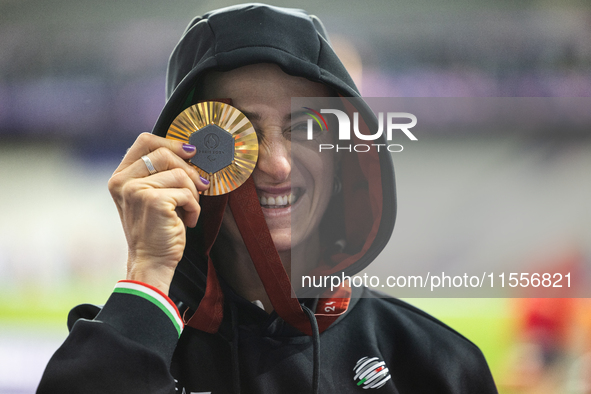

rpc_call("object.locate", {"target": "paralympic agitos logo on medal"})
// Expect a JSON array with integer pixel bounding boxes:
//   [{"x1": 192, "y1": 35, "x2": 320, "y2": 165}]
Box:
[{"x1": 303, "y1": 107, "x2": 417, "y2": 152}]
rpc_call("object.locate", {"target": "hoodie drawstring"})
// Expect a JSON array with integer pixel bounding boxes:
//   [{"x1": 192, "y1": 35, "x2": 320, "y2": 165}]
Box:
[
  {"x1": 302, "y1": 305, "x2": 320, "y2": 394},
  {"x1": 230, "y1": 302, "x2": 319, "y2": 394},
  {"x1": 230, "y1": 303, "x2": 241, "y2": 394}
]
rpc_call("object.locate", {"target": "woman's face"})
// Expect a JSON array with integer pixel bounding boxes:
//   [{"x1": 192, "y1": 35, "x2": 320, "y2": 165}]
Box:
[{"x1": 202, "y1": 63, "x2": 336, "y2": 252}]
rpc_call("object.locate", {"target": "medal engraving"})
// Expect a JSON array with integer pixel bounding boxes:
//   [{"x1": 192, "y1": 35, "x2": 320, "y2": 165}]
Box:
[{"x1": 189, "y1": 124, "x2": 235, "y2": 174}]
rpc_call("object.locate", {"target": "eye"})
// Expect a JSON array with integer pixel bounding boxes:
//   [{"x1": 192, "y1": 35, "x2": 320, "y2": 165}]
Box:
[{"x1": 289, "y1": 120, "x2": 323, "y2": 141}]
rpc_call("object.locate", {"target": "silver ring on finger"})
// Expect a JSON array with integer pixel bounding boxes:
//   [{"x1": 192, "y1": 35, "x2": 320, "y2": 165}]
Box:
[{"x1": 141, "y1": 155, "x2": 157, "y2": 175}]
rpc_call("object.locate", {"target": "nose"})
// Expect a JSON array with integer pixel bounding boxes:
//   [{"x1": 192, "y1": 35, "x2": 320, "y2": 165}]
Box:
[{"x1": 255, "y1": 137, "x2": 291, "y2": 183}]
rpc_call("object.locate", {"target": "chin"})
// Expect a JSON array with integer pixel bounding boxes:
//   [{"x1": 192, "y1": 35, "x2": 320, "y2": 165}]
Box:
[{"x1": 270, "y1": 230, "x2": 292, "y2": 252}]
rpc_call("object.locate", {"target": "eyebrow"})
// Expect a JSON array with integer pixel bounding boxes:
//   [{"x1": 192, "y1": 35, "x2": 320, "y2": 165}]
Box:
[{"x1": 241, "y1": 110, "x2": 261, "y2": 122}]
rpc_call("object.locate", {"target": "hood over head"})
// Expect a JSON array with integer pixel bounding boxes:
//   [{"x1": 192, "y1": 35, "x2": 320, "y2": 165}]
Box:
[{"x1": 151, "y1": 3, "x2": 396, "y2": 335}]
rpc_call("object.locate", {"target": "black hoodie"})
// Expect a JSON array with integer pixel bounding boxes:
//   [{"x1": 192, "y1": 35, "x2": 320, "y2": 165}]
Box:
[{"x1": 38, "y1": 4, "x2": 497, "y2": 394}]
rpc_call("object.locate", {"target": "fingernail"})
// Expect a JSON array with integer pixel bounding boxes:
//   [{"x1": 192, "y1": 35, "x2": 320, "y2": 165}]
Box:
[
  {"x1": 183, "y1": 144, "x2": 196, "y2": 153},
  {"x1": 200, "y1": 175, "x2": 210, "y2": 185}
]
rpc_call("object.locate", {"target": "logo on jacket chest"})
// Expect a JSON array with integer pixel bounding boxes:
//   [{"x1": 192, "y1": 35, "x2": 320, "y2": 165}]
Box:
[{"x1": 353, "y1": 356, "x2": 391, "y2": 389}]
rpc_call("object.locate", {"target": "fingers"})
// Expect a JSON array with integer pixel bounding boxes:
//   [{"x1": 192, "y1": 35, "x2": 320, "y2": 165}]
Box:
[
  {"x1": 158, "y1": 187, "x2": 201, "y2": 228},
  {"x1": 111, "y1": 133, "x2": 210, "y2": 192},
  {"x1": 117, "y1": 132, "x2": 196, "y2": 172},
  {"x1": 118, "y1": 169, "x2": 202, "y2": 227},
  {"x1": 140, "y1": 168, "x2": 200, "y2": 204},
  {"x1": 132, "y1": 147, "x2": 209, "y2": 190}
]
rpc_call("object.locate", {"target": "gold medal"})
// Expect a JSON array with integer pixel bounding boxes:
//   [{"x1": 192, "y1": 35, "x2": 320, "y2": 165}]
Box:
[{"x1": 166, "y1": 101, "x2": 259, "y2": 195}]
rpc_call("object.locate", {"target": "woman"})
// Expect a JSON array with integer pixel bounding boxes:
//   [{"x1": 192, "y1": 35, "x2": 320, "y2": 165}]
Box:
[{"x1": 38, "y1": 4, "x2": 497, "y2": 393}]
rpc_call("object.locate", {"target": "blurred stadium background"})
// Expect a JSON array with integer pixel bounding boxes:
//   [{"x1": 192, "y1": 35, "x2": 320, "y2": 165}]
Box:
[{"x1": 1, "y1": 0, "x2": 590, "y2": 392}]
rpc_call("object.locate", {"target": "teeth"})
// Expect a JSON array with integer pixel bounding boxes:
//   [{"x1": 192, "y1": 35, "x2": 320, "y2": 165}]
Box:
[{"x1": 259, "y1": 192, "x2": 297, "y2": 208}]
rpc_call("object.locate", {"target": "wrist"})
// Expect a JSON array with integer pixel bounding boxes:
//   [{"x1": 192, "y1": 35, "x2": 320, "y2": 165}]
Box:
[{"x1": 126, "y1": 264, "x2": 176, "y2": 296}]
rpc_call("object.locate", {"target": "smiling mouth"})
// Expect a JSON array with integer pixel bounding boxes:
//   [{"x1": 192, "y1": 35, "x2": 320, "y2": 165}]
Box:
[{"x1": 258, "y1": 190, "x2": 300, "y2": 209}]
